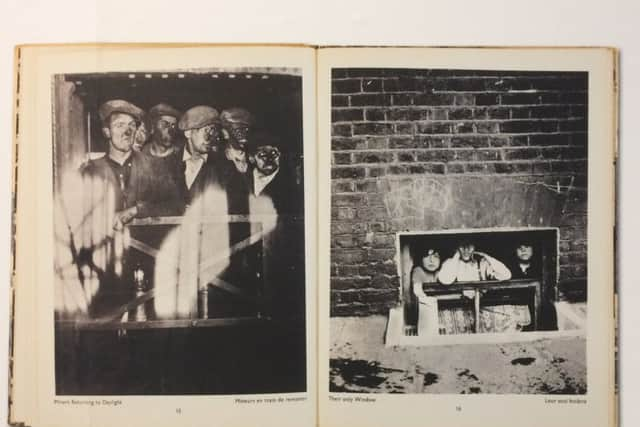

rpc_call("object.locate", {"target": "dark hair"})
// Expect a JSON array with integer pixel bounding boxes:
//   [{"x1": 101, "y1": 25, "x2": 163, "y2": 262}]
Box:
[
  {"x1": 423, "y1": 248, "x2": 440, "y2": 257},
  {"x1": 458, "y1": 238, "x2": 474, "y2": 248}
]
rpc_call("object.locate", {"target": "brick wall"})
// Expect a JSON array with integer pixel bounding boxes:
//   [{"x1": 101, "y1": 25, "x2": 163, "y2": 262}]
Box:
[{"x1": 330, "y1": 68, "x2": 588, "y2": 316}]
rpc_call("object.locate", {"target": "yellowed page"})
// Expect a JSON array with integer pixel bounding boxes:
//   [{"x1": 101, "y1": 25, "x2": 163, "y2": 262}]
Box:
[
  {"x1": 317, "y1": 47, "x2": 615, "y2": 427},
  {"x1": 11, "y1": 44, "x2": 317, "y2": 427}
]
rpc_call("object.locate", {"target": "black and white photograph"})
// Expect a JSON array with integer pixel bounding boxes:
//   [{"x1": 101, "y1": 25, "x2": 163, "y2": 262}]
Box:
[
  {"x1": 52, "y1": 67, "x2": 307, "y2": 395},
  {"x1": 329, "y1": 68, "x2": 588, "y2": 394}
]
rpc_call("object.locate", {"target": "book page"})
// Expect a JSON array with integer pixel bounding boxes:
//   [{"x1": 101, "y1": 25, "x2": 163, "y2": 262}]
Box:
[
  {"x1": 317, "y1": 47, "x2": 615, "y2": 427},
  {"x1": 11, "y1": 44, "x2": 317, "y2": 427}
]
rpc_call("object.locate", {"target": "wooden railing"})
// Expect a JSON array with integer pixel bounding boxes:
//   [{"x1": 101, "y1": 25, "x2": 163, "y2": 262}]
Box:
[
  {"x1": 422, "y1": 279, "x2": 542, "y2": 333},
  {"x1": 56, "y1": 214, "x2": 280, "y2": 330}
]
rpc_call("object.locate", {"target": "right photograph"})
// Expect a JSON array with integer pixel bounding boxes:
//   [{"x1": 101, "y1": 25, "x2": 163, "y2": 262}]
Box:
[{"x1": 329, "y1": 68, "x2": 587, "y2": 394}]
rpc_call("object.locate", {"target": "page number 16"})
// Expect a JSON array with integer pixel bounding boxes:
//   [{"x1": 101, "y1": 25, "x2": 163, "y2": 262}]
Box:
[{"x1": 455, "y1": 405, "x2": 462, "y2": 412}]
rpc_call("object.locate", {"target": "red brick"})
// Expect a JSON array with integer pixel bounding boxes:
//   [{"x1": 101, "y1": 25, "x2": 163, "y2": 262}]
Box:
[
  {"x1": 416, "y1": 122, "x2": 452, "y2": 134},
  {"x1": 364, "y1": 108, "x2": 386, "y2": 121},
  {"x1": 355, "y1": 180, "x2": 379, "y2": 193},
  {"x1": 387, "y1": 108, "x2": 427, "y2": 121},
  {"x1": 500, "y1": 93, "x2": 541, "y2": 105},
  {"x1": 396, "y1": 152, "x2": 416, "y2": 162},
  {"x1": 529, "y1": 134, "x2": 571, "y2": 146},
  {"x1": 450, "y1": 137, "x2": 490, "y2": 148},
  {"x1": 353, "y1": 152, "x2": 394, "y2": 164},
  {"x1": 465, "y1": 162, "x2": 496, "y2": 174},
  {"x1": 475, "y1": 94, "x2": 498, "y2": 105},
  {"x1": 530, "y1": 76, "x2": 587, "y2": 91},
  {"x1": 362, "y1": 78, "x2": 383, "y2": 92},
  {"x1": 330, "y1": 278, "x2": 372, "y2": 291},
  {"x1": 392, "y1": 93, "x2": 415, "y2": 106},
  {"x1": 509, "y1": 107, "x2": 531, "y2": 119},
  {"x1": 558, "y1": 119, "x2": 587, "y2": 132},
  {"x1": 353, "y1": 123, "x2": 394, "y2": 135},
  {"x1": 332, "y1": 194, "x2": 366, "y2": 207},
  {"x1": 351, "y1": 93, "x2": 392, "y2": 106},
  {"x1": 454, "y1": 94, "x2": 475, "y2": 106},
  {"x1": 331, "y1": 137, "x2": 366, "y2": 151},
  {"x1": 332, "y1": 222, "x2": 367, "y2": 234},
  {"x1": 494, "y1": 162, "x2": 532, "y2": 173},
  {"x1": 332, "y1": 181, "x2": 354, "y2": 193},
  {"x1": 333, "y1": 152, "x2": 352, "y2": 165},
  {"x1": 395, "y1": 123, "x2": 415, "y2": 134},
  {"x1": 453, "y1": 122, "x2": 475, "y2": 134},
  {"x1": 413, "y1": 94, "x2": 455, "y2": 106},
  {"x1": 503, "y1": 148, "x2": 541, "y2": 160},
  {"x1": 332, "y1": 207, "x2": 357, "y2": 220},
  {"x1": 475, "y1": 122, "x2": 500, "y2": 133},
  {"x1": 408, "y1": 163, "x2": 445, "y2": 174},
  {"x1": 367, "y1": 167, "x2": 387, "y2": 178},
  {"x1": 366, "y1": 137, "x2": 389, "y2": 149},
  {"x1": 332, "y1": 123, "x2": 352, "y2": 137},
  {"x1": 383, "y1": 77, "x2": 419, "y2": 92},
  {"x1": 332, "y1": 235, "x2": 358, "y2": 249},
  {"x1": 332, "y1": 167, "x2": 366, "y2": 179},
  {"x1": 332, "y1": 79, "x2": 362, "y2": 94},
  {"x1": 332, "y1": 108, "x2": 364, "y2": 122},
  {"x1": 486, "y1": 107, "x2": 510, "y2": 119},
  {"x1": 475, "y1": 149, "x2": 501, "y2": 161},
  {"x1": 532, "y1": 161, "x2": 553, "y2": 173},
  {"x1": 446, "y1": 163, "x2": 466, "y2": 173},
  {"x1": 331, "y1": 249, "x2": 367, "y2": 264},
  {"x1": 388, "y1": 137, "x2": 419, "y2": 149},
  {"x1": 448, "y1": 108, "x2": 473, "y2": 120},
  {"x1": 332, "y1": 95, "x2": 349, "y2": 107}
]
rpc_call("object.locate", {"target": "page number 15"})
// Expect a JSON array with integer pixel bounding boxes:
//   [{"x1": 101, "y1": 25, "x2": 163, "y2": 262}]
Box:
[{"x1": 455, "y1": 405, "x2": 462, "y2": 412}]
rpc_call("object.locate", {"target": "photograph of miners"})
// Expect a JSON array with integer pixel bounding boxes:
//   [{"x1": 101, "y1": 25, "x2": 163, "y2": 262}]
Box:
[{"x1": 52, "y1": 68, "x2": 307, "y2": 395}]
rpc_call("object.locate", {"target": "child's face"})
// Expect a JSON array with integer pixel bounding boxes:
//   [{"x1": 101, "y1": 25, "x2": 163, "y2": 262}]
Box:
[
  {"x1": 516, "y1": 244, "x2": 533, "y2": 262},
  {"x1": 458, "y1": 244, "x2": 475, "y2": 262},
  {"x1": 422, "y1": 250, "x2": 441, "y2": 272}
]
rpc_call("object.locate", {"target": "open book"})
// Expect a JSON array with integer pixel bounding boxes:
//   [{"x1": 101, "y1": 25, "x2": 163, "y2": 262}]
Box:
[{"x1": 8, "y1": 45, "x2": 616, "y2": 427}]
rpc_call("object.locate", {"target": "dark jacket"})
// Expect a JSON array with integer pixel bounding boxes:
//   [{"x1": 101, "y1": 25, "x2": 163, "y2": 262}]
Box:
[
  {"x1": 508, "y1": 258, "x2": 541, "y2": 280},
  {"x1": 249, "y1": 165, "x2": 303, "y2": 217},
  {"x1": 217, "y1": 158, "x2": 251, "y2": 215},
  {"x1": 177, "y1": 148, "x2": 225, "y2": 207},
  {"x1": 80, "y1": 151, "x2": 184, "y2": 217}
]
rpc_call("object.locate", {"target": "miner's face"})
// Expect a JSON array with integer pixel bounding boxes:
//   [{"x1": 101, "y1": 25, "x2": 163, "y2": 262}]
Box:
[
  {"x1": 133, "y1": 121, "x2": 148, "y2": 151},
  {"x1": 152, "y1": 115, "x2": 178, "y2": 148},
  {"x1": 227, "y1": 123, "x2": 250, "y2": 147},
  {"x1": 421, "y1": 250, "x2": 441, "y2": 272},
  {"x1": 458, "y1": 243, "x2": 475, "y2": 262},
  {"x1": 187, "y1": 124, "x2": 217, "y2": 155},
  {"x1": 105, "y1": 113, "x2": 137, "y2": 153},
  {"x1": 516, "y1": 244, "x2": 534, "y2": 262},
  {"x1": 252, "y1": 145, "x2": 280, "y2": 176}
]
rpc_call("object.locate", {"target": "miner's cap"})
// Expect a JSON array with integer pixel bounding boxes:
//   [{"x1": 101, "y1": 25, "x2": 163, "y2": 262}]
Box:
[
  {"x1": 178, "y1": 105, "x2": 220, "y2": 130},
  {"x1": 220, "y1": 108, "x2": 253, "y2": 126},
  {"x1": 99, "y1": 99, "x2": 145, "y2": 124},
  {"x1": 148, "y1": 103, "x2": 182, "y2": 123}
]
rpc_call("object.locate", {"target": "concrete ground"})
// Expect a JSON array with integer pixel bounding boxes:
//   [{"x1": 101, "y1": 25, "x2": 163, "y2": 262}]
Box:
[{"x1": 330, "y1": 315, "x2": 586, "y2": 394}]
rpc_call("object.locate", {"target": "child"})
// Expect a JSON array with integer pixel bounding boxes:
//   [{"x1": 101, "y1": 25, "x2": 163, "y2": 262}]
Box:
[{"x1": 404, "y1": 249, "x2": 441, "y2": 336}]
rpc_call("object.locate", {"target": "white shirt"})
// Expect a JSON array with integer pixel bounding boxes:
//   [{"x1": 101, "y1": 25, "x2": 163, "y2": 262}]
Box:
[
  {"x1": 438, "y1": 254, "x2": 512, "y2": 285},
  {"x1": 253, "y1": 168, "x2": 278, "y2": 196},
  {"x1": 183, "y1": 149, "x2": 207, "y2": 190}
]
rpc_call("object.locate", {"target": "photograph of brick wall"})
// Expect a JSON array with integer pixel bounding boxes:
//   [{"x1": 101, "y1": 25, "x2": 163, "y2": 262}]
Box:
[
  {"x1": 331, "y1": 68, "x2": 587, "y2": 316},
  {"x1": 329, "y1": 68, "x2": 588, "y2": 394}
]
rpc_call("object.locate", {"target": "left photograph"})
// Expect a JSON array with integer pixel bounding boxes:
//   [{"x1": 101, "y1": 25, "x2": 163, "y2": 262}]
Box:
[{"x1": 52, "y1": 68, "x2": 307, "y2": 395}]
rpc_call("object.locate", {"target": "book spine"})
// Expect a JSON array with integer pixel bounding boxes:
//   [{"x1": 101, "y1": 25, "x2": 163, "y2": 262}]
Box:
[{"x1": 7, "y1": 45, "x2": 22, "y2": 427}]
